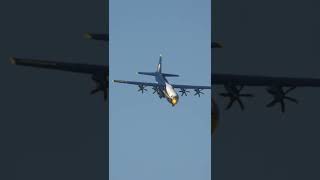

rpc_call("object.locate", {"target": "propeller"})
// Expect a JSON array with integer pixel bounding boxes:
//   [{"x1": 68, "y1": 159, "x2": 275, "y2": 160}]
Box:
[
  {"x1": 266, "y1": 86, "x2": 298, "y2": 113},
  {"x1": 138, "y1": 85, "x2": 147, "y2": 94},
  {"x1": 90, "y1": 73, "x2": 108, "y2": 101},
  {"x1": 152, "y1": 86, "x2": 159, "y2": 94},
  {"x1": 219, "y1": 84, "x2": 253, "y2": 110},
  {"x1": 154, "y1": 86, "x2": 165, "y2": 98},
  {"x1": 90, "y1": 85, "x2": 100, "y2": 95},
  {"x1": 179, "y1": 88, "x2": 190, "y2": 96},
  {"x1": 194, "y1": 89, "x2": 204, "y2": 97}
]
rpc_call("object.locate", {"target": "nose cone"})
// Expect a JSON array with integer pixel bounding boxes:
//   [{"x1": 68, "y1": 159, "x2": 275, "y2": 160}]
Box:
[{"x1": 171, "y1": 96, "x2": 179, "y2": 106}]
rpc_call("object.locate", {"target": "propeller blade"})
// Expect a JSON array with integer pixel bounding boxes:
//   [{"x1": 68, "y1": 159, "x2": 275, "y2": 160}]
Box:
[
  {"x1": 285, "y1": 86, "x2": 296, "y2": 94},
  {"x1": 138, "y1": 85, "x2": 147, "y2": 93},
  {"x1": 280, "y1": 100, "x2": 285, "y2": 113},
  {"x1": 266, "y1": 85, "x2": 298, "y2": 112},
  {"x1": 90, "y1": 88, "x2": 100, "y2": 95},
  {"x1": 226, "y1": 98, "x2": 235, "y2": 110},
  {"x1": 152, "y1": 87, "x2": 158, "y2": 94},
  {"x1": 237, "y1": 98, "x2": 245, "y2": 110},
  {"x1": 284, "y1": 96, "x2": 298, "y2": 103},
  {"x1": 220, "y1": 84, "x2": 252, "y2": 110},
  {"x1": 266, "y1": 99, "x2": 277, "y2": 107}
]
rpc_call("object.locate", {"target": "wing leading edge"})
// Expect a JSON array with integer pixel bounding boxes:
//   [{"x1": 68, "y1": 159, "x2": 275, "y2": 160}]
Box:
[
  {"x1": 10, "y1": 57, "x2": 107, "y2": 74},
  {"x1": 171, "y1": 84, "x2": 211, "y2": 90},
  {"x1": 113, "y1": 80, "x2": 159, "y2": 87},
  {"x1": 113, "y1": 80, "x2": 211, "y2": 90}
]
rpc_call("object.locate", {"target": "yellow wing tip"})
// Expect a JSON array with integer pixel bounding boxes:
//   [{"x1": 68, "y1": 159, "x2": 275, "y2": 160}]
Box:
[
  {"x1": 83, "y1": 32, "x2": 92, "y2": 39},
  {"x1": 9, "y1": 57, "x2": 16, "y2": 64}
]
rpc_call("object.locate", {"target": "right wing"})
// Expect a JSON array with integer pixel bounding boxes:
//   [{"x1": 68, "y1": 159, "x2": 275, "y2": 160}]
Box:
[{"x1": 171, "y1": 84, "x2": 211, "y2": 90}]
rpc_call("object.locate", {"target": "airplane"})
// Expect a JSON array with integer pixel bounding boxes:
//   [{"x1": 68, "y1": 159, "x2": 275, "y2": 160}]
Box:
[
  {"x1": 112, "y1": 55, "x2": 211, "y2": 106},
  {"x1": 10, "y1": 33, "x2": 218, "y2": 104},
  {"x1": 10, "y1": 33, "x2": 320, "y2": 135}
]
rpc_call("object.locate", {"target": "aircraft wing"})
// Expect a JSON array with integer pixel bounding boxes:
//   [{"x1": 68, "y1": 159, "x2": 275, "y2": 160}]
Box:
[
  {"x1": 113, "y1": 80, "x2": 211, "y2": 90},
  {"x1": 113, "y1": 80, "x2": 160, "y2": 87},
  {"x1": 212, "y1": 42, "x2": 222, "y2": 48},
  {"x1": 171, "y1": 84, "x2": 211, "y2": 90},
  {"x1": 10, "y1": 57, "x2": 107, "y2": 74},
  {"x1": 213, "y1": 73, "x2": 320, "y2": 87},
  {"x1": 84, "y1": 33, "x2": 108, "y2": 41},
  {"x1": 10, "y1": 57, "x2": 109, "y2": 100}
]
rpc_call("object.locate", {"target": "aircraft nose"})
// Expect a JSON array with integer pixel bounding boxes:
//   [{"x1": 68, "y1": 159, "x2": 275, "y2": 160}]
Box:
[{"x1": 171, "y1": 96, "x2": 179, "y2": 105}]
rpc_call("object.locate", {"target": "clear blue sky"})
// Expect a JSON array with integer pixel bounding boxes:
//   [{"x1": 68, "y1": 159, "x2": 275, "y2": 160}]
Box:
[{"x1": 109, "y1": 0, "x2": 211, "y2": 180}]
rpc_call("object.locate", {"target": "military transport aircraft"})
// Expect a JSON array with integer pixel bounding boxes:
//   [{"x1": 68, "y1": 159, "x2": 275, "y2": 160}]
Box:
[
  {"x1": 10, "y1": 33, "x2": 320, "y2": 134},
  {"x1": 113, "y1": 55, "x2": 211, "y2": 106}
]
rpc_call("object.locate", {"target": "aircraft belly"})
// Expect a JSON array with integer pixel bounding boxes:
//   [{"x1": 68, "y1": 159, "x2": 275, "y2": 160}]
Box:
[{"x1": 162, "y1": 89, "x2": 170, "y2": 99}]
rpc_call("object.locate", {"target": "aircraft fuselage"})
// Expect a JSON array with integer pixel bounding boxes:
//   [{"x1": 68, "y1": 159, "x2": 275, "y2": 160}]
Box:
[{"x1": 155, "y1": 72, "x2": 179, "y2": 106}]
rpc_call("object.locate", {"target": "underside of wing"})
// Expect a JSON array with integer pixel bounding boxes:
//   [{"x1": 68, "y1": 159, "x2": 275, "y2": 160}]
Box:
[
  {"x1": 171, "y1": 84, "x2": 211, "y2": 97},
  {"x1": 10, "y1": 57, "x2": 107, "y2": 75},
  {"x1": 113, "y1": 80, "x2": 161, "y2": 94},
  {"x1": 10, "y1": 57, "x2": 109, "y2": 100},
  {"x1": 171, "y1": 84, "x2": 211, "y2": 90},
  {"x1": 113, "y1": 80, "x2": 159, "y2": 87}
]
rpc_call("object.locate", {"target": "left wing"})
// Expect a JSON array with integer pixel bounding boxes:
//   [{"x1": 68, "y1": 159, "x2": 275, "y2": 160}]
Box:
[
  {"x1": 10, "y1": 57, "x2": 108, "y2": 100},
  {"x1": 10, "y1": 57, "x2": 107, "y2": 74},
  {"x1": 113, "y1": 80, "x2": 159, "y2": 87}
]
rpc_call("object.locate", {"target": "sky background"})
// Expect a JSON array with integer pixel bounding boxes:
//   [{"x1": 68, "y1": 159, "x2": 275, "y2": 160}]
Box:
[
  {"x1": 109, "y1": 0, "x2": 211, "y2": 180},
  {"x1": 213, "y1": 0, "x2": 320, "y2": 179}
]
